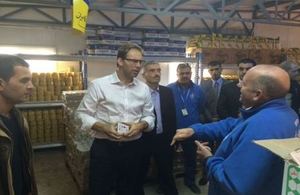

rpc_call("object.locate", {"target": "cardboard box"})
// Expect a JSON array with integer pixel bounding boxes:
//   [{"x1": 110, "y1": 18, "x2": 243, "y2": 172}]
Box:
[{"x1": 254, "y1": 138, "x2": 300, "y2": 195}]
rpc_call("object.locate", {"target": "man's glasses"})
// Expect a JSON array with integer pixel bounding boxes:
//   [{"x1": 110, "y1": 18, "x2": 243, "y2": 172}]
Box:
[{"x1": 124, "y1": 58, "x2": 145, "y2": 65}]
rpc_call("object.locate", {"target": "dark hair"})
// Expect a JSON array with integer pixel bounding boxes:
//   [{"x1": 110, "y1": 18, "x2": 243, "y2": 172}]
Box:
[
  {"x1": 117, "y1": 43, "x2": 144, "y2": 59},
  {"x1": 208, "y1": 60, "x2": 222, "y2": 67},
  {"x1": 238, "y1": 58, "x2": 256, "y2": 66},
  {"x1": 177, "y1": 63, "x2": 191, "y2": 72},
  {"x1": 0, "y1": 54, "x2": 29, "y2": 81},
  {"x1": 280, "y1": 60, "x2": 297, "y2": 72}
]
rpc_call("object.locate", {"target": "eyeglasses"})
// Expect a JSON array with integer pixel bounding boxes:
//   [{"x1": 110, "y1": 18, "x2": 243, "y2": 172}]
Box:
[{"x1": 124, "y1": 58, "x2": 145, "y2": 65}]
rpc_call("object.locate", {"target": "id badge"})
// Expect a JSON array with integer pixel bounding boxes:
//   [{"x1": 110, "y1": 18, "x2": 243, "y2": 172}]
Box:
[
  {"x1": 117, "y1": 122, "x2": 129, "y2": 133},
  {"x1": 181, "y1": 108, "x2": 188, "y2": 116}
]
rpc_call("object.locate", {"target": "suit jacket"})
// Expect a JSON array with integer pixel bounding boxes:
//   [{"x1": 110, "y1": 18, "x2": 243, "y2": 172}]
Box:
[
  {"x1": 201, "y1": 78, "x2": 230, "y2": 122},
  {"x1": 217, "y1": 80, "x2": 241, "y2": 119},
  {"x1": 290, "y1": 80, "x2": 300, "y2": 117},
  {"x1": 145, "y1": 85, "x2": 177, "y2": 143}
]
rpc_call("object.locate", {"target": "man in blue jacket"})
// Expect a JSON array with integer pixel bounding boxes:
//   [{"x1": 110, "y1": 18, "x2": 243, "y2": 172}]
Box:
[
  {"x1": 168, "y1": 63, "x2": 206, "y2": 194},
  {"x1": 172, "y1": 65, "x2": 299, "y2": 195}
]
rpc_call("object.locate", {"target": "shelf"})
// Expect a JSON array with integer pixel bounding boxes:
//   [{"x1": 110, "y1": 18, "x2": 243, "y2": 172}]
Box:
[
  {"x1": 18, "y1": 54, "x2": 84, "y2": 61},
  {"x1": 33, "y1": 143, "x2": 65, "y2": 150},
  {"x1": 16, "y1": 101, "x2": 65, "y2": 109},
  {"x1": 16, "y1": 54, "x2": 195, "y2": 63}
]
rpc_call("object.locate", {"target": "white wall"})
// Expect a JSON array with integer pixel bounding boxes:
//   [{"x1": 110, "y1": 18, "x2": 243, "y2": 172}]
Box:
[{"x1": 0, "y1": 26, "x2": 86, "y2": 54}]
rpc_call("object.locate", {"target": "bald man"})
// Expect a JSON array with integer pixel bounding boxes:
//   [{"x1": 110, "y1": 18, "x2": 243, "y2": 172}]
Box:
[{"x1": 171, "y1": 65, "x2": 300, "y2": 195}]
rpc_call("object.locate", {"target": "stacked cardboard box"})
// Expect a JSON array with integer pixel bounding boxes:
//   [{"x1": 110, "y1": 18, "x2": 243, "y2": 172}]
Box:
[
  {"x1": 63, "y1": 91, "x2": 92, "y2": 194},
  {"x1": 86, "y1": 28, "x2": 188, "y2": 58}
]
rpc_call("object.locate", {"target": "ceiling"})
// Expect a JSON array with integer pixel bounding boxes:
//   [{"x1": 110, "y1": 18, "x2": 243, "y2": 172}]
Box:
[{"x1": 1, "y1": 0, "x2": 300, "y2": 35}]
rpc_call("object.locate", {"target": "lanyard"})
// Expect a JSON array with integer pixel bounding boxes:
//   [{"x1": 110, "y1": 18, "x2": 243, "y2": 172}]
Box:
[{"x1": 177, "y1": 86, "x2": 191, "y2": 105}]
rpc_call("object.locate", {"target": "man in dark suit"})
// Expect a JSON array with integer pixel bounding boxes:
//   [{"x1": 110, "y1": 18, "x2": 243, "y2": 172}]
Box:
[
  {"x1": 201, "y1": 60, "x2": 230, "y2": 122},
  {"x1": 217, "y1": 58, "x2": 256, "y2": 119},
  {"x1": 280, "y1": 60, "x2": 300, "y2": 118},
  {"x1": 135, "y1": 61, "x2": 178, "y2": 195}
]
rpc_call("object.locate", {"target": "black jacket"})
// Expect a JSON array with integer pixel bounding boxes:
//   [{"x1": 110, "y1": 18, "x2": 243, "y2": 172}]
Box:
[{"x1": 217, "y1": 80, "x2": 241, "y2": 119}]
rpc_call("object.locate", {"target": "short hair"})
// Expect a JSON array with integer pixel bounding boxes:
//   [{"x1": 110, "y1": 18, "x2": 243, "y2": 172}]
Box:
[
  {"x1": 0, "y1": 54, "x2": 29, "y2": 81},
  {"x1": 280, "y1": 60, "x2": 297, "y2": 72},
  {"x1": 208, "y1": 60, "x2": 222, "y2": 67},
  {"x1": 177, "y1": 63, "x2": 191, "y2": 72},
  {"x1": 117, "y1": 43, "x2": 144, "y2": 59},
  {"x1": 238, "y1": 58, "x2": 256, "y2": 66},
  {"x1": 142, "y1": 61, "x2": 159, "y2": 73},
  {"x1": 253, "y1": 75, "x2": 286, "y2": 98}
]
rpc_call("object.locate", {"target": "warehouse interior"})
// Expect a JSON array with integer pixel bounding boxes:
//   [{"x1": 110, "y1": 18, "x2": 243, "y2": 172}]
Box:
[{"x1": 0, "y1": 0, "x2": 300, "y2": 195}]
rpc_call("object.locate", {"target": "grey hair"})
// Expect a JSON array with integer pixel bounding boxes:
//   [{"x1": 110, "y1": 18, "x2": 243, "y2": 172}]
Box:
[
  {"x1": 142, "y1": 61, "x2": 159, "y2": 73},
  {"x1": 253, "y1": 75, "x2": 287, "y2": 98}
]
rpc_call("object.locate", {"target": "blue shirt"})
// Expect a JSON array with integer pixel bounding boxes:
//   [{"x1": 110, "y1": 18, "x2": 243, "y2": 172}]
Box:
[
  {"x1": 190, "y1": 98, "x2": 299, "y2": 195},
  {"x1": 150, "y1": 88, "x2": 163, "y2": 134},
  {"x1": 167, "y1": 81, "x2": 205, "y2": 128}
]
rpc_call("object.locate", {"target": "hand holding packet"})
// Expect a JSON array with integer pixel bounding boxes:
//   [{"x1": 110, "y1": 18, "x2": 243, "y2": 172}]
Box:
[{"x1": 117, "y1": 122, "x2": 130, "y2": 134}]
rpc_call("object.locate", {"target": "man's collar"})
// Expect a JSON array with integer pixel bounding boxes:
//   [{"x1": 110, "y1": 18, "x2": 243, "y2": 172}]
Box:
[{"x1": 111, "y1": 72, "x2": 137, "y2": 86}]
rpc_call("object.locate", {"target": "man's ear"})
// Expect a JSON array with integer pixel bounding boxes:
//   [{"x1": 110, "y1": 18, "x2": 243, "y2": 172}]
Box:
[
  {"x1": 117, "y1": 57, "x2": 123, "y2": 67},
  {"x1": 0, "y1": 79, "x2": 6, "y2": 90},
  {"x1": 253, "y1": 89, "x2": 264, "y2": 101},
  {"x1": 0, "y1": 79, "x2": 6, "y2": 86}
]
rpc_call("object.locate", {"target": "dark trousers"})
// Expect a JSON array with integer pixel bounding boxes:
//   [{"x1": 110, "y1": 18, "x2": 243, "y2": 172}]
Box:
[
  {"x1": 135, "y1": 134, "x2": 178, "y2": 195},
  {"x1": 181, "y1": 138, "x2": 197, "y2": 185},
  {"x1": 89, "y1": 138, "x2": 142, "y2": 195}
]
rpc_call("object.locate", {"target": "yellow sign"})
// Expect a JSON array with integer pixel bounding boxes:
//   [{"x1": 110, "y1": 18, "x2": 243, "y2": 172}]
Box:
[{"x1": 72, "y1": 0, "x2": 89, "y2": 33}]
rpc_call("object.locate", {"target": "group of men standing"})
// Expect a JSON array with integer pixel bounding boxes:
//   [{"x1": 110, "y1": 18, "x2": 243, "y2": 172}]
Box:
[
  {"x1": 76, "y1": 42, "x2": 300, "y2": 195},
  {"x1": 0, "y1": 42, "x2": 299, "y2": 195}
]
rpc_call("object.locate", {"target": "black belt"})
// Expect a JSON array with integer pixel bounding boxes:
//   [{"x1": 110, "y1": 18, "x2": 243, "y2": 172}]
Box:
[{"x1": 94, "y1": 138, "x2": 140, "y2": 147}]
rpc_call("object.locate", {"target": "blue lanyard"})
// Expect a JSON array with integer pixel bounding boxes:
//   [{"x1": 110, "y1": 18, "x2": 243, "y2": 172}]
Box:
[{"x1": 177, "y1": 86, "x2": 191, "y2": 105}]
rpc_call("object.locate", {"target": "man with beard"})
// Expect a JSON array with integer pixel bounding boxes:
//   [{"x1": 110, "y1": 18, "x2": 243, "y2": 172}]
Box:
[
  {"x1": 0, "y1": 55, "x2": 37, "y2": 195},
  {"x1": 217, "y1": 58, "x2": 256, "y2": 119},
  {"x1": 135, "y1": 61, "x2": 178, "y2": 195},
  {"x1": 201, "y1": 60, "x2": 230, "y2": 122},
  {"x1": 168, "y1": 63, "x2": 206, "y2": 194}
]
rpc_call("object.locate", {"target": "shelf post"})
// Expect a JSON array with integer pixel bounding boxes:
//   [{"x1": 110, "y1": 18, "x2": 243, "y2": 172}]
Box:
[{"x1": 195, "y1": 52, "x2": 202, "y2": 85}]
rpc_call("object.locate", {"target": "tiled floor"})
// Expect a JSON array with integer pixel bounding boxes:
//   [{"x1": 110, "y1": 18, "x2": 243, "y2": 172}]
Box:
[{"x1": 34, "y1": 148, "x2": 208, "y2": 195}]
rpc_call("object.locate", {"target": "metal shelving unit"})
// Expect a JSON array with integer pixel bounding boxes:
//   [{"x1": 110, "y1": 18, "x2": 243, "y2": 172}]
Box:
[
  {"x1": 16, "y1": 101, "x2": 65, "y2": 109},
  {"x1": 17, "y1": 101, "x2": 66, "y2": 150}
]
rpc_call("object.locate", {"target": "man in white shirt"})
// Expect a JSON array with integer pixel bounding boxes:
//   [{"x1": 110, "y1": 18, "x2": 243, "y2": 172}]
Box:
[{"x1": 76, "y1": 43, "x2": 155, "y2": 195}]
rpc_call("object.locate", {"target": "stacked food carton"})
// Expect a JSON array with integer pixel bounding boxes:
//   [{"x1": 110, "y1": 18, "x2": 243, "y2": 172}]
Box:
[{"x1": 63, "y1": 90, "x2": 92, "y2": 194}]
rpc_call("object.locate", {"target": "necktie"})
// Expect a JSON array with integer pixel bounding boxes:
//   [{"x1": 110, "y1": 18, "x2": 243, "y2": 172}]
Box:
[{"x1": 214, "y1": 81, "x2": 219, "y2": 97}]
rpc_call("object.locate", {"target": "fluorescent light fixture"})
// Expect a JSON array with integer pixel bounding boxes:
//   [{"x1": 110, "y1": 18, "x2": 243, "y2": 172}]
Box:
[{"x1": 0, "y1": 45, "x2": 57, "y2": 73}]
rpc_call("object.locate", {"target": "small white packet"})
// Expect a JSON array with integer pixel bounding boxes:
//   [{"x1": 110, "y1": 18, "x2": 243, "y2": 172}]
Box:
[{"x1": 117, "y1": 122, "x2": 129, "y2": 133}]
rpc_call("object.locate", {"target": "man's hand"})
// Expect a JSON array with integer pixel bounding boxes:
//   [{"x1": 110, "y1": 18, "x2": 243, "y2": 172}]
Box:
[
  {"x1": 195, "y1": 140, "x2": 212, "y2": 160},
  {"x1": 92, "y1": 122, "x2": 122, "y2": 139},
  {"x1": 170, "y1": 128, "x2": 195, "y2": 146},
  {"x1": 123, "y1": 121, "x2": 147, "y2": 138}
]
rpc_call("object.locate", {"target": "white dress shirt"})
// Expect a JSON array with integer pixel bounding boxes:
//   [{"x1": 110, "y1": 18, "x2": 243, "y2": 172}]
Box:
[{"x1": 76, "y1": 72, "x2": 155, "y2": 141}]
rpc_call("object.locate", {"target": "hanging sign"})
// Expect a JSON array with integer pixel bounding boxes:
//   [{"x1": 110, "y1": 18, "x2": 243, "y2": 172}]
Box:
[{"x1": 72, "y1": 0, "x2": 89, "y2": 33}]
